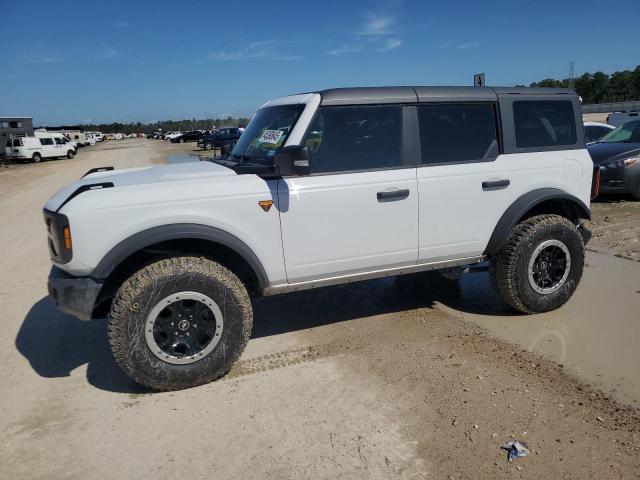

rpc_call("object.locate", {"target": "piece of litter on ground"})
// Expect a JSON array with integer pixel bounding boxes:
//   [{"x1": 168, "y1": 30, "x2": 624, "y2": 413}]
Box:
[
  {"x1": 501, "y1": 440, "x2": 530, "y2": 462},
  {"x1": 597, "y1": 416, "x2": 604, "y2": 422}
]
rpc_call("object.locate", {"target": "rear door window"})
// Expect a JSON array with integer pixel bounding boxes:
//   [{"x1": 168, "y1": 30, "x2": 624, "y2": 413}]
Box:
[
  {"x1": 513, "y1": 101, "x2": 576, "y2": 148},
  {"x1": 304, "y1": 105, "x2": 403, "y2": 173},
  {"x1": 417, "y1": 103, "x2": 498, "y2": 164},
  {"x1": 39, "y1": 138, "x2": 54, "y2": 146}
]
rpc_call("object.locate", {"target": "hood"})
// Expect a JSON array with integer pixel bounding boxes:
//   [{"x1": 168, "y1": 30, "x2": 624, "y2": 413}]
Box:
[
  {"x1": 45, "y1": 160, "x2": 236, "y2": 212},
  {"x1": 587, "y1": 142, "x2": 640, "y2": 165}
]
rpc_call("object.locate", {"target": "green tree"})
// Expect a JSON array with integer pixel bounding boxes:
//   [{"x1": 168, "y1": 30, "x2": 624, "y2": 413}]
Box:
[{"x1": 527, "y1": 65, "x2": 639, "y2": 104}]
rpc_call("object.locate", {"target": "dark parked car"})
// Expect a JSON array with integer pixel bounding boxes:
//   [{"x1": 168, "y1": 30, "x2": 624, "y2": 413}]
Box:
[
  {"x1": 197, "y1": 128, "x2": 243, "y2": 151},
  {"x1": 584, "y1": 122, "x2": 615, "y2": 144},
  {"x1": 588, "y1": 120, "x2": 640, "y2": 200},
  {"x1": 170, "y1": 130, "x2": 204, "y2": 143}
]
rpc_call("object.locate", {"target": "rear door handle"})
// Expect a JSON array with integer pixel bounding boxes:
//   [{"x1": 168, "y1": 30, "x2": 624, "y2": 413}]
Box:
[
  {"x1": 377, "y1": 189, "x2": 410, "y2": 201},
  {"x1": 482, "y1": 179, "x2": 510, "y2": 190}
]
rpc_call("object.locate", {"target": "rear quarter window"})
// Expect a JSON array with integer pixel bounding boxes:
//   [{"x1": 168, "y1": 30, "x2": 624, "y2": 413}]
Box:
[{"x1": 513, "y1": 101, "x2": 576, "y2": 148}]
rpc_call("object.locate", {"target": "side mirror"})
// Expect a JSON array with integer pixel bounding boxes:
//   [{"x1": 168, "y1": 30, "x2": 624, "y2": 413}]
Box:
[{"x1": 274, "y1": 145, "x2": 310, "y2": 176}]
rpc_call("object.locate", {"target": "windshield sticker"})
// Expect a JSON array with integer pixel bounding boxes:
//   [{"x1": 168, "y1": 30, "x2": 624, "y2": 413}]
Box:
[{"x1": 258, "y1": 129, "x2": 284, "y2": 145}]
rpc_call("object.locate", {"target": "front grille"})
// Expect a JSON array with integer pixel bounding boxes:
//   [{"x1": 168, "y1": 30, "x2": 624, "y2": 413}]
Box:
[{"x1": 43, "y1": 209, "x2": 72, "y2": 263}]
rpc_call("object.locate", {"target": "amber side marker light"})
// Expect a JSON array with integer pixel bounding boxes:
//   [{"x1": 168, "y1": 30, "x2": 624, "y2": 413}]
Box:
[
  {"x1": 258, "y1": 200, "x2": 273, "y2": 212},
  {"x1": 63, "y1": 226, "x2": 72, "y2": 250}
]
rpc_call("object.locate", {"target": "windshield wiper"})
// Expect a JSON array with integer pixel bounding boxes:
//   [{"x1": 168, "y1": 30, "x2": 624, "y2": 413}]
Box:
[{"x1": 230, "y1": 153, "x2": 253, "y2": 163}]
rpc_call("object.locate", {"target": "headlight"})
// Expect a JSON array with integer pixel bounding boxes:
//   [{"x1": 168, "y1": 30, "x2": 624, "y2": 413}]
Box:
[
  {"x1": 609, "y1": 156, "x2": 640, "y2": 168},
  {"x1": 622, "y1": 156, "x2": 639, "y2": 167}
]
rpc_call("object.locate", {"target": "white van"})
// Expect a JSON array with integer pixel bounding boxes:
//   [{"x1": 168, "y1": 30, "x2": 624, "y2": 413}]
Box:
[
  {"x1": 85, "y1": 131, "x2": 103, "y2": 143},
  {"x1": 5, "y1": 135, "x2": 76, "y2": 162},
  {"x1": 34, "y1": 130, "x2": 78, "y2": 152}
]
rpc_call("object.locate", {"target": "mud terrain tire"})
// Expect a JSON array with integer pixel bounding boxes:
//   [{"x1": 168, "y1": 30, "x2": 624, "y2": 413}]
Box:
[
  {"x1": 490, "y1": 214, "x2": 584, "y2": 314},
  {"x1": 108, "y1": 256, "x2": 252, "y2": 390}
]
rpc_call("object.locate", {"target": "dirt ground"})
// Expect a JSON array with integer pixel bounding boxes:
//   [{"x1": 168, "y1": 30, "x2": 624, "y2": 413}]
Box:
[
  {"x1": 588, "y1": 197, "x2": 640, "y2": 261},
  {"x1": 1, "y1": 139, "x2": 639, "y2": 479}
]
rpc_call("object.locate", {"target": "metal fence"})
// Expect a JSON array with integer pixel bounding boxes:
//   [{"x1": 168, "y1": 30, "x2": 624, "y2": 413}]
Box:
[{"x1": 581, "y1": 101, "x2": 640, "y2": 113}]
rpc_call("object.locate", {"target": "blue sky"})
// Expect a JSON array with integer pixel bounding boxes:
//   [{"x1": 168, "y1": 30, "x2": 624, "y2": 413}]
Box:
[{"x1": 1, "y1": 0, "x2": 638, "y2": 125}]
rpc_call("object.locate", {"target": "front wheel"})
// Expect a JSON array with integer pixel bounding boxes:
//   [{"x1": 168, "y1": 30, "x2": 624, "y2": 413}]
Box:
[
  {"x1": 67, "y1": 150, "x2": 75, "y2": 159},
  {"x1": 108, "y1": 257, "x2": 253, "y2": 390},
  {"x1": 490, "y1": 214, "x2": 584, "y2": 314},
  {"x1": 204, "y1": 142, "x2": 213, "y2": 150},
  {"x1": 179, "y1": 138, "x2": 185, "y2": 143}
]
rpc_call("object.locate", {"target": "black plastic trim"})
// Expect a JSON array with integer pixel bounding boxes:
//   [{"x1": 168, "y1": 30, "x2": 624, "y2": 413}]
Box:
[
  {"x1": 483, "y1": 188, "x2": 591, "y2": 255},
  {"x1": 377, "y1": 189, "x2": 410, "y2": 201},
  {"x1": 43, "y1": 209, "x2": 72, "y2": 263},
  {"x1": 56, "y1": 182, "x2": 114, "y2": 212},
  {"x1": 48, "y1": 266, "x2": 103, "y2": 321},
  {"x1": 92, "y1": 223, "x2": 269, "y2": 292},
  {"x1": 482, "y1": 179, "x2": 510, "y2": 190},
  {"x1": 82, "y1": 166, "x2": 114, "y2": 178}
]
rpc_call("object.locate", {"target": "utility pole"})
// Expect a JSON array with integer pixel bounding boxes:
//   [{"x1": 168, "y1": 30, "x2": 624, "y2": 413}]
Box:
[{"x1": 569, "y1": 62, "x2": 575, "y2": 89}]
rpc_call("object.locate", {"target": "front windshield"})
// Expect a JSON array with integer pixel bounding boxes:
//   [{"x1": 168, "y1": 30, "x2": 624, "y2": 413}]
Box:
[
  {"x1": 600, "y1": 122, "x2": 640, "y2": 143},
  {"x1": 230, "y1": 104, "x2": 304, "y2": 164}
]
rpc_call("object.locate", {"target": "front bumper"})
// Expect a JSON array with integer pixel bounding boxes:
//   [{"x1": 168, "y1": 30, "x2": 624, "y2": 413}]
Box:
[
  {"x1": 48, "y1": 266, "x2": 102, "y2": 321},
  {"x1": 599, "y1": 163, "x2": 640, "y2": 194}
]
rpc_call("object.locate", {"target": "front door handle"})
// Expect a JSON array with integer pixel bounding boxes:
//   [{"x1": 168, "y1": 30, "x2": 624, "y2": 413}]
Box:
[
  {"x1": 482, "y1": 179, "x2": 510, "y2": 190},
  {"x1": 377, "y1": 189, "x2": 410, "y2": 202}
]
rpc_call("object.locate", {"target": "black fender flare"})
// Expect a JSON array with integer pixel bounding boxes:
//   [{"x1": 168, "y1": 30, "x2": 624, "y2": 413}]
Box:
[
  {"x1": 483, "y1": 188, "x2": 591, "y2": 256},
  {"x1": 92, "y1": 223, "x2": 269, "y2": 291}
]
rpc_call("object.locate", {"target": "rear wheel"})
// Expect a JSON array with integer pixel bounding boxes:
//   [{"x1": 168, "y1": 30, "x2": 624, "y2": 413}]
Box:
[
  {"x1": 179, "y1": 138, "x2": 185, "y2": 143},
  {"x1": 108, "y1": 256, "x2": 253, "y2": 390},
  {"x1": 204, "y1": 142, "x2": 213, "y2": 150},
  {"x1": 32, "y1": 153, "x2": 42, "y2": 163},
  {"x1": 490, "y1": 214, "x2": 584, "y2": 314}
]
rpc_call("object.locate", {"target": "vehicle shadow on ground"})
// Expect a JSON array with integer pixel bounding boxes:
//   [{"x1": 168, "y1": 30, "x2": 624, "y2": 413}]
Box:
[
  {"x1": 16, "y1": 297, "x2": 148, "y2": 394},
  {"x1": 252, "y1": 270, "x2": 514, "y2": 338},
  {"x1": 16, "y1": 272, "x2": 512, "y2": 392}
]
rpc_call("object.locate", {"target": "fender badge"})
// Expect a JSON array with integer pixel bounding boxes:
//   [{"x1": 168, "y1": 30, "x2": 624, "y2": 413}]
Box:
[{"x1": 258, "y1": 200, "x2": 273, "y2": 212}]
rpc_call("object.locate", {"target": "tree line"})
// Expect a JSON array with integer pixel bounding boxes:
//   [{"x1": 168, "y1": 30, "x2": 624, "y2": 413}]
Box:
[
  {"x1": 79, "y1": 116, "x2": 251, "y2": 135},
  {"x1": 527, "y1": 65, "x2": 640, "y2": 104}
]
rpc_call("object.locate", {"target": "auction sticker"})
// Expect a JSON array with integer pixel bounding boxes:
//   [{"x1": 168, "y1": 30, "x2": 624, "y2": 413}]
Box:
[{"x1": 258, "y1": 129, "x2": 284, "y2": 145}]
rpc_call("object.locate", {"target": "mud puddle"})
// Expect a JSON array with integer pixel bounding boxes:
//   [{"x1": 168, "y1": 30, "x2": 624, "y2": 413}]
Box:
[{"x1": 433, "y1": 251, "x2": 640, "y2": 407}]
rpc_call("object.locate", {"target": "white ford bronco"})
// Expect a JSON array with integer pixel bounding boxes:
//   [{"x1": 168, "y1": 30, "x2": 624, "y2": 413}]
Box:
[{"x1": 45, "y1": 86, "x2": 596, "y2": 390}]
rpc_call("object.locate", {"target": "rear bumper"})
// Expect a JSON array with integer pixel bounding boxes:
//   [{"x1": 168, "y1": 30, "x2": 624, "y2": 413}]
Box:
[
  {"x1": 5, "y1": 152, "x2": 28, "y2": 159},
  {"x1": 47, "y1": 266, "x2": 102, "y2": 321}
]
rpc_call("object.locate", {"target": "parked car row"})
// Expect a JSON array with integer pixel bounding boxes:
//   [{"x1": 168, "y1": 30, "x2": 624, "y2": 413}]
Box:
[{"x1": 148, "y1": 127, "x2": 245, "y2": 151}]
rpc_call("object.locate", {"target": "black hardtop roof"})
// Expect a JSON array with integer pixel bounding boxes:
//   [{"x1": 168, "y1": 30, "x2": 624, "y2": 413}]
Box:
[{"x1": 317, "y1": 86, "x2": 577, "y2": 106}]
